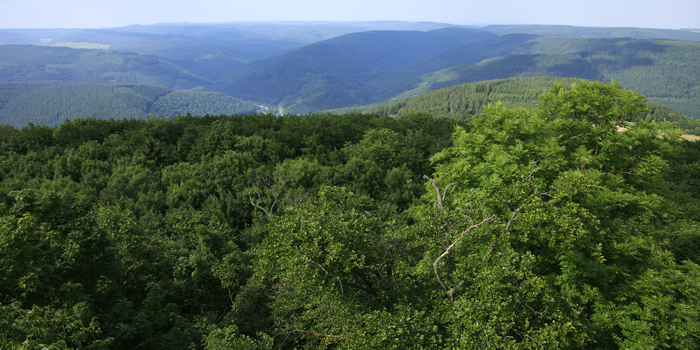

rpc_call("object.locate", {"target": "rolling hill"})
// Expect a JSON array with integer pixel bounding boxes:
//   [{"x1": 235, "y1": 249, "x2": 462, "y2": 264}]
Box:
[
  {"x1": 43, "y1": 28, "x2": 305, "y2": 80},
  {"x1": 212, "y1": 32, "x2": 700, "y2": 117},
  {"x1": 0, "y1": 83, "x2": 262, "y2": 127},
  {"x1": 0, "y1": 45, "x2": 209, "y2": 89}
]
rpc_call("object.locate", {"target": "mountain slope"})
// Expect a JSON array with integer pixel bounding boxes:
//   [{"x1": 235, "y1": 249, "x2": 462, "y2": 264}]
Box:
[
  {"x1": 395, "y1": 38, "x2": 700, "y2": 117},
  {"x1": 3, "y1": 23, "x2": 700, "y2": 121},
  {"x1": 216, "y1": 27, "x2": 498, "y2": 112},
  {"x1": 364, "y1": 34, "x2": 541, "y2": 100}
]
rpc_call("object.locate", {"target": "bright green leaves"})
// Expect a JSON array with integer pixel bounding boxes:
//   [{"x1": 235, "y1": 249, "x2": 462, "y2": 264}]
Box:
[
  {"x1": 422, "y1": 80, "x2": 695, "y2": 348},
  {"x1": 0, "y1": 301, "x2": 112, "y2": 350},
  {"x1": 539, "y1": 80, "x2": 649, "y2": 127},
  {"x1": 252, "y1": 186, "x2": 427, "y2": 347}
]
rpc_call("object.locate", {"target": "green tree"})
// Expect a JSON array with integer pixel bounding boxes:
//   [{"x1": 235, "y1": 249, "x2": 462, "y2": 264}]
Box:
[
  {"x1": 420, "y1": 80, "x2": 697, "y2": 348},
  {"x1": 251, "y1": 186, "x2": 441, "y2": 348}
]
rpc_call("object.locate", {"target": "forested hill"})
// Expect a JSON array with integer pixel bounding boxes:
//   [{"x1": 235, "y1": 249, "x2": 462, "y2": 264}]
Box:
[
  {"x1": 386, "y1": 37, "x2": 700, "y2": 117},
  {"x1": 1, "y1": 81, "x2": 699, "y2": 349},
  {"x1": 0, "y1": 45, "x2": 209, "y2": 89},
  {"x1": 215, "y1": 28, "x2": 498, "y2": 109},
  {"x1": 0, "y1": 83, "x2": 263, "y2": 127},
  {"x1": 42, "y1": 28, "x2": 305, "y2": 80}
]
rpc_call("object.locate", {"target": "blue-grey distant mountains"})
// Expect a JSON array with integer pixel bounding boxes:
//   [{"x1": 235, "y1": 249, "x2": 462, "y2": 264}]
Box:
[{"x1": 1, "y1": 21, "x2": 700, "y2": 125}]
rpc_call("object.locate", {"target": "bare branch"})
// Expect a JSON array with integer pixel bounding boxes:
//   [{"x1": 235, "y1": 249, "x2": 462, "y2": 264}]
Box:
[
  {"x1": 535, "y1": 190, "x2": 555, "y2": 198},
  {"x1": 423, "y1": 175, "x2": 455, "y2": 212},
  {"x1": 287, "y1": 187, "x2": 311, "y2": 210},
  {"x1": 503, "y1": 206, "x2": 522, "y2": 233},
  {"x1": 442, "y1": 183, "x2": 455, "y2": 205},
  {"x1": 524, "y1": 301, "x2": 540, "y2": 315},
  {"x1": 432, "y1": 215, "x2": 494, "y2": 298},
  {"x1": 248, "y1": 173, "x2": 289, "y2": 216},
  {"x1": 457, "y1": 206, "x2": 523, "y2": 289},
  {"x1": 364, "y1": 211, "x2": 384, "y2": 223},
  {"x1": 249, "y1": 189, "x2": 273, "y2": 216},
  {"x1": 527, "y1": 157, "x2": 544, "y2": 187}
]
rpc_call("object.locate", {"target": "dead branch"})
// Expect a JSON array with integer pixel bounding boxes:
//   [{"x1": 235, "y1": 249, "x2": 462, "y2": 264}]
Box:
[
  {"x1": 527, "y1": 157, "x2": 544, "y2": 187},
  {"x1": 364, "y1": 211, "x2": 384, "y2": 223},
  {"x1": 509, "y1": 327, "x2": 539, "y2": 344},
  {"x1": 249, "y1": 190, "x2": 273, "y2": 216},
  {"x1": 503, "y1": 206, "x2": 522, "y2": 233},
  {"x1": 423, "y1": 175, "x2": 455, "y2": 212},
  {"x1": 535, "y1": 190, "x2": 555, "y2": 198},
  {"x1": 287, "y1": 187, "x2": 311, "y2": 210},
  {"x1": 432, "y1": 214, "x2": 494, "y2": 298},
  {"x1": 454, "y1": 206, "x2": 523, "y2": 294},
  {"x1": 248, "y1": 173, "x2": 289, "y2": 216}
]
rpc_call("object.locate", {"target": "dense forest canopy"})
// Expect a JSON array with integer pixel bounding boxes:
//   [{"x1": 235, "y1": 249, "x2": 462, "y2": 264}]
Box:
[{"x1": 1, "y1": 80, "x2": 699, "y2": 349}]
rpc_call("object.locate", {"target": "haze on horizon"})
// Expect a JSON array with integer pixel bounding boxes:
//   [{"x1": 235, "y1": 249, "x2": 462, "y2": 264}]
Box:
[{"x1": 1, "y1": 0, "x2": 698, "y2": 30}]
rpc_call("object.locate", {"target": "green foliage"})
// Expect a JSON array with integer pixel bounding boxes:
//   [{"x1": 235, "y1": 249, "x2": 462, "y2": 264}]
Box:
[
  {"x1": 149, "y1": 91, "x2": 261, "y2": 117},
  {"x1": 0, "y1": 111, "x2": 460, "y2": 348},
  {"x1": 486, "y1": 24, "x2": 700, "y2": 41},
  {"x1": 391, "y1": 38, "x2": 700, "y2": 118},
  {"x1": 367, "y1": 77, "x2": 577, "y2": 118},
  {"x1": 215, "y1": 28, "x2": 498, "y2": 112},
  {"x1": 0, "y1": 302, "x2": 112, "y2": 349},
  {"x1": 423, "y1": 80, "x2": 697, "y2": 348}
]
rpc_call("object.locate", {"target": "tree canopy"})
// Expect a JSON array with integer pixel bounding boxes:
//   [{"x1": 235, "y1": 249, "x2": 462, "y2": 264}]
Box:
[{"x1": 1, "y1": 80, "x2": 699, "y2": 349}]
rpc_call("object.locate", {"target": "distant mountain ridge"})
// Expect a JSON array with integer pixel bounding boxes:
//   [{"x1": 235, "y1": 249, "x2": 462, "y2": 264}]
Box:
[
  {"x1": 1, "y1": 21, "x2": 700, "y2": 124},
  {"x1": 484, "y1": 24, "x2": 700, "y2": 41}
]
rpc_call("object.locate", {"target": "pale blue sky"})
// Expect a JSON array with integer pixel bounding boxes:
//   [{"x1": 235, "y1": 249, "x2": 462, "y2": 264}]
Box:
[{"x1": 0, "y1": 0, "x2": 698, "y2": 29}]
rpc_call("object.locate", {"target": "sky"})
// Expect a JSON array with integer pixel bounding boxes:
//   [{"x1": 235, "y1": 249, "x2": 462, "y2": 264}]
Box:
[{"x1": 0, "y1": 0, "x2": 698, "y2": 30}]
